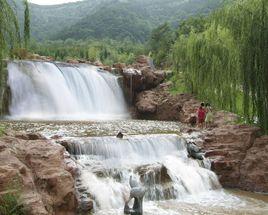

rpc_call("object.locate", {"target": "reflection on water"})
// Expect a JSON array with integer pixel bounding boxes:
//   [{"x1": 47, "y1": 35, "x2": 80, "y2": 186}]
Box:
[{"x1": 2, "y1": 120, "x2": 268, "y2": 215}]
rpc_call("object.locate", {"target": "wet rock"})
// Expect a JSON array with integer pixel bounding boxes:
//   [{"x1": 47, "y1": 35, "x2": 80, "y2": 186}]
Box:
[
  {"x1": 59, "y1": 140, "x2": 71, "y2": 152},
  {"x1": 187, "y1": 142, "x2": 204, "y2": 160},
  {"x1": 135, "y1": 163, "x2": 172, "y2": 184},
  {"x1": 79, "y1": 199, "x2": 94, "y2": 213}
]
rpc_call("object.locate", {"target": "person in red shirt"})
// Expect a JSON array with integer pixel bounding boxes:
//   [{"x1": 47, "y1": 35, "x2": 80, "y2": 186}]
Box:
[{"x1": 197, "y1": 103, "x2": 206, "y2": 128}]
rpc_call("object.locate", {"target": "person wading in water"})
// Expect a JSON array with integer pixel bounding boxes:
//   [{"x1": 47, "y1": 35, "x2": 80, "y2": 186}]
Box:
[{"x1": 197, "y1": 103, "x2": 206, "y2": 129}]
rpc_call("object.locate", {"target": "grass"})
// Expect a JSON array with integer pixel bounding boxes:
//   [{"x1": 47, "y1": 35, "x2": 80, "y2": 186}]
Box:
[
  {"x1": 168, "y1": 72, "x2": 187, "y2": 95},
  {"x1": 0, "y1": 179, "x2": 26, "y2": 215},
  {"x1": 0, "y1": 192, "x2": 26, "y2": 215},
  {"x1": 0, "y1": 125, "x2": 6, "y2": 137}
]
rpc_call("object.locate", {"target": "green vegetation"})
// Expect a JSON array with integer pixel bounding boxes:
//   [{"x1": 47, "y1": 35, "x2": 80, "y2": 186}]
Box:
[
  {"x1": 30, "y1": 39, "x2": 145, "y2": 65},
  {"x1": 0, "y1": 0, "x2": 20, "y2": 62},
  {"x1": 11, "y1": 0, "x2": 223, "y2": 42},
  {"x1": 169, "y1": 0, "x2": 268, "y2": 132},
  {"x1": 4, "y1": 0, "x2": 267, "y2": 133},
  {"x1": 147, "y1": 23, "x2": 175, "y2": 67},
  {"x1": 0, "y1": 179, "x2": 26, "y2": 215},
  {"x1": 0, "y1": 192, "x2": 26, "y2": 215},
  {"x1": 0, "y1": 125, "x2": 6, "y2": 136},
  {"x1": 23, "y1": 0, "x2": 30, "y2": 48}
]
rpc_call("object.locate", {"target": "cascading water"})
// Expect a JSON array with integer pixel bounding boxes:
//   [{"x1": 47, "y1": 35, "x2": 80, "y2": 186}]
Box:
[
  {"x1": 64, "y1": 134, "x2": 222, "y2": 213},
  {"x1": 2, "y1": 120, "x2": 268, "y2": 214},
  {"x1": 7, "y1": 61, "x2": 129, "y2": 120}
]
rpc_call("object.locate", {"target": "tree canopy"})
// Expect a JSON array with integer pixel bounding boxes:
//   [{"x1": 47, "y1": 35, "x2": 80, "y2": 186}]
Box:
[{"x1": 172, "y1": 0, "x2": 268, "y2": 132}]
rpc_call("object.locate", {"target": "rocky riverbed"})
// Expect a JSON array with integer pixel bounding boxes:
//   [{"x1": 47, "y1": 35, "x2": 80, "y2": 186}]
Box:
[
  {"x1": 1, "y1": 120, "x2": 268, "y2": 215},
  {"x1": 0, "y1": 56, "x2": 267, "y2": 214}
]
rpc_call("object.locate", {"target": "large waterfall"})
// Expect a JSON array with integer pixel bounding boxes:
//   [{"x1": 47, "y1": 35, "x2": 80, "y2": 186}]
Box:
[
  {"x1": 7, "y1": 61, "x2": 129, "y2": 120},
  {"x1": 64, "y1": 134, "x2": 222, "y2": 214}
]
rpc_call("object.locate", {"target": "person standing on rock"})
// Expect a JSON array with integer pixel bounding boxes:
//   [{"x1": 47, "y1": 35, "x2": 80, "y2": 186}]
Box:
[
  {"x1": 205, "y1": 103, "x2": 213, "y2": 128},
  {"x1": 197, "y1": 103, "x2": 206, "y2": 129}
]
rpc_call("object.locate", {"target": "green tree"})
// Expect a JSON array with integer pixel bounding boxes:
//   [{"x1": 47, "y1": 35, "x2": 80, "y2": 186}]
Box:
[
  {"x1": 172, "y1": 0, "x2": 268, "y2": 133},
  {"x1": 24, "y1": 0, "x2": 30, "y2": 49},
  {"x1": 0, "y1": 0, "x2": 20, "y2": 58},
  {"x1": 148, "y1": 23, "x2": 175, "y2": 68}
]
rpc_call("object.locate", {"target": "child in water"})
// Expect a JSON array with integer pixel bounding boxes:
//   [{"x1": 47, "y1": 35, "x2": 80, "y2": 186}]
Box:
[{"x1": 197, "y1": 103, "x2": 206, "y2": 128}]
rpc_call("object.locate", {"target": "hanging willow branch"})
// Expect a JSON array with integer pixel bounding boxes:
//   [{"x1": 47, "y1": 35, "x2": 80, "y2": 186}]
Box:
[{"x1": 172, "y1": 0, "x2": 268, "y2": 133}]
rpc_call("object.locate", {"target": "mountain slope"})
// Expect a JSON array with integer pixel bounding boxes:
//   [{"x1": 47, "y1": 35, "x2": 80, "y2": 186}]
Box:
[
  {"x1": 12, "y1": 0, "x2": 224, "y2": 42},
  {"x1": 53, "y1": 0, "x2": 223, "y2": 42},
  {"x1": 11, "y1": 0, "x2": 108, "y2": 40}
]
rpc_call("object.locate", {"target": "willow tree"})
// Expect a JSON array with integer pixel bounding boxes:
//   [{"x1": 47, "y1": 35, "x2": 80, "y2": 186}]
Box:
[
  {"x1": 24, "y1": 0, "x2": 30, "y2": 49},
  {"x1": 173, "y1": 24, "x2": 240, "y2": 112},
  {"x1": 172, "y1": 0, "x2": 268, "y2": 132},
  {"x1": 0, "y1": 0, "x2": 20, "y2": 77},
  {"x1": 213, "y1": 0, "x2": 268, "y2": 130}
]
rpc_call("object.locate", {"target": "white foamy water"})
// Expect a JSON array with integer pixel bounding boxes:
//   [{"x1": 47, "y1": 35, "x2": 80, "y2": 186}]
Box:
[
  {"x1": 2, "y1": 120, "x2": 268, "y2": 214},
  {"x1": 63, "y1": 134, "x2": 268, "y2": 214},
  {"x1": 7, "y1": 61, "x2": 129, "y2": 120},
  {"x1": 67, "y1": 134, "x2": 222, "y2": 212}
]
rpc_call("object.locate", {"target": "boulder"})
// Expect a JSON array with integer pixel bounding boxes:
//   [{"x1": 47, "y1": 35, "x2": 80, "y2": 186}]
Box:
[
  {"x1": 141, "y1": 67, "x2": 165, "y2": 89},
  {"x1": 66, "y1": 59, "x2": 79, "y2": 64},
  {"x1": 135, "y1": 91, "x2": 158, "y2": 115},
  {"x1": 0, "y1": 136, "x2": 78, "y2": 214},
  {"x1": 15, "y1": 132, "x2": 46, "y2": 140},
  {"x1": 134, "y1": 86, "x2": 186, "y2": 121},
  {"x1": 135, "y1": 163, "x2": 172, "y2": 185},
  {"x1": 238, "y1": 135, "x2": 268, "y2": 192},
  {"x1": 202, "y1": 125, "x2": 268, "y2": 192},
  {"x1": 93, "y1": 60, "x2": 103, "y2": 67},
  {"x1": 113, "y1": 63, "x2": 126, "y2": 74},
  {"x1": 102, "y1": 65, "x2": 112, "y2": 72}
]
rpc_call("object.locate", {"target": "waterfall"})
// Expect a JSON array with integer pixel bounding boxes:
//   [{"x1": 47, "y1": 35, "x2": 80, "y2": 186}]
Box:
[
  {"x1": 64, "y1": 134, "x2": 221, "y2": 211},
  {"x1": 7, "y1": 61, "x2": 129, "y2": 120}
]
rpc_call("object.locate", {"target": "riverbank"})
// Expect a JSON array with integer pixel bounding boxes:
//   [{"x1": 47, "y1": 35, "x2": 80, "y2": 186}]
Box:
[
  {"x1": 0, "y1": 120, "x2": 267, "y2": 215},
  {"x1": 0, "y1": 56, "x2": 267, "y2": 215},
  {"x1": 119, "y1": 55, "x2": 268, "y2": 193},
  {"x1": 0, "y1": 132, "x2": 78, "y2": 215}
]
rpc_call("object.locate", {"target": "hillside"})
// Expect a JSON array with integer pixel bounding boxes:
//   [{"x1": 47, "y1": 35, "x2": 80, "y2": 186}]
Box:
[
  {"x1": 12, "y1": 0, "x2": 223, "y2": 42},
  {"x1": 11, "y1": 0, "x2": 108, "y2": 40}
]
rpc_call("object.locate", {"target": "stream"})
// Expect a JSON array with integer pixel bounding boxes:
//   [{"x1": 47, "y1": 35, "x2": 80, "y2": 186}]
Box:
[{"x1": 2, "y1": 120, "x2": 268, "y2": 215}]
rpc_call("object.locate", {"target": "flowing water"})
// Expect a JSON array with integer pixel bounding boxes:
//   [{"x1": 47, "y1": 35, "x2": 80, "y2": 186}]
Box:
[
  {"x1": 2, "y1": 61, "x2": 268, "y2": 214},
  {"x1": 7, "y1": 61, "x2": 128, "y2": 120},
  {"x1": 2, "y1": 120, "x2": 268, "y2": 215}
]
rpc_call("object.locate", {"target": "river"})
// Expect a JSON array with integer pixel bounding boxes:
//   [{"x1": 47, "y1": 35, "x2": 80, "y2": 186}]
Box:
[{"x1": 2, "y1": 120, "x2": 268, "y2": 215}]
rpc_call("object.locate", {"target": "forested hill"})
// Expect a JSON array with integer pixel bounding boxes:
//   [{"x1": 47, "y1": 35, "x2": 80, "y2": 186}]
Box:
[
  {"x1": 10, "y1": 0, "x2": 108, "y2": 41},
  {"x1": 12, "y1": 0, "x2": 223, "y2": 42}
]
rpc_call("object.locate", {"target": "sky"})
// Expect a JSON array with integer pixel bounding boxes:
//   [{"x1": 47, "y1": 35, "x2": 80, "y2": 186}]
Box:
[{"x1": 29, "y1": 0, "x2": 83, "y2": 5}]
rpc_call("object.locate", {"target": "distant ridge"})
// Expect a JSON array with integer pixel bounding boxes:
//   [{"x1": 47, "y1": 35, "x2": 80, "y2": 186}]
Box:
[{"x1": 11, "y1": 0, "x2": 223, "y2": 42}]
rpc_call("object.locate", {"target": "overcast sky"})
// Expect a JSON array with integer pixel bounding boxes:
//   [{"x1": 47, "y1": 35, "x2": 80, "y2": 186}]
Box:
[{"x1": 29, "y1": 0, "x2": 83, "y2": 5}]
